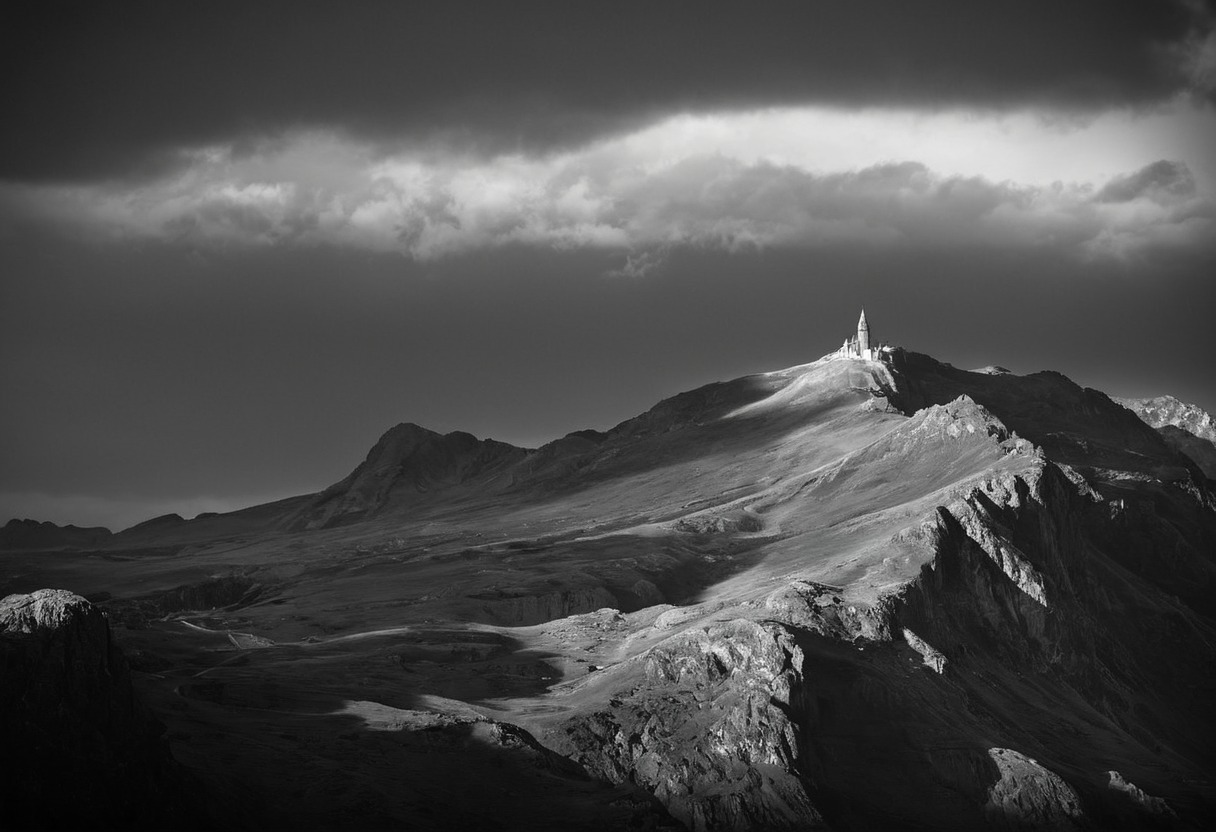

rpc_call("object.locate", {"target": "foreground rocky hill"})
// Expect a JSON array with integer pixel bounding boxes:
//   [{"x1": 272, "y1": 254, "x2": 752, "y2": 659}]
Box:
[
  {"x1": 2, "y1": 351, "x2": 1213, "y2": 830},
  {"x1": 0, "y1": 589, "x2": 205, "y2": 829}
]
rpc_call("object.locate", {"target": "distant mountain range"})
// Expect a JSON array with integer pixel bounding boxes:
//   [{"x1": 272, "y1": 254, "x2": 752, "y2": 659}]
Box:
[
  {"x1": 0, "y1": 518, "x2": 113, "y2": 551},
  {"x1": 1116, "y1": 394, "x2": 1216, "y2": 479},
  {"x1": 8, "y1": 358, "x2": 1215, "y2": 550}
]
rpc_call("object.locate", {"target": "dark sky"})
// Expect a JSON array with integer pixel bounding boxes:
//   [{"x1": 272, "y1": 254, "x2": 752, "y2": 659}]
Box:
[{"x1": 2, "y1": 1, "x2": 1215, "y2": 529}]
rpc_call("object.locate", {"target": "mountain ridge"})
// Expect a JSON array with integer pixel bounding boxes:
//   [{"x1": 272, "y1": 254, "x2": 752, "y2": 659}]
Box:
[{"x1": 6, "y1": 352, "x2": 1212, "y2": 546}]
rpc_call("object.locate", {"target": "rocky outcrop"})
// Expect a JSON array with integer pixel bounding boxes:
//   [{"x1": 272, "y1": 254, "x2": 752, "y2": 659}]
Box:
[
  {"x1": 884, "y1": 458, "x2": 1216, "y2": 824},
  {"x1": 1107, "y1": 771, "x2": 1176, "y2": 817},
  {"x1": 564, "y1": 619, "x2": 826, "y2": 831},
  {"x1": 902, "y1": 627, "x2": 947, "y2": 673},
  {"x1": 984, "y1": 748, "x2": 1084, "y2": 831},
  {"x1": 0, "y1": 589, "x2": 204, "y2": 829},
  {"x1": 675, "y1": 511, "x2": 763, "y2": 535},
  {"x1": 762, "y1": 579, "x2": 893, "y2": 641}
]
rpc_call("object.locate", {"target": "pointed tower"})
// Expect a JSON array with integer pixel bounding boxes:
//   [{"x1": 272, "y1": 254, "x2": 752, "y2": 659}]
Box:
[{"x1": 856, "y1": 309, "x2": 870, "y2": 358}]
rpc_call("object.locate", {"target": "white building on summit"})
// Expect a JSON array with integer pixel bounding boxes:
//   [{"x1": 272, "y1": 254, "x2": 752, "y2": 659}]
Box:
[{"x1": 837, "y1": 309, "x2": 893, "y2": 361}]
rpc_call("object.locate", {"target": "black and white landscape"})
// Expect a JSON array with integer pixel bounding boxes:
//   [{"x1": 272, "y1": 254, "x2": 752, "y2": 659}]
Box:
[{"x1": 2, "y1": 3, "x2": 1215, "y2": 830}]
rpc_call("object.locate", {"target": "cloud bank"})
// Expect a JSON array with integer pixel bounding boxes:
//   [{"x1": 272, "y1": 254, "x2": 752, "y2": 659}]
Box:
[
  {"x1": 5, "y1": 105, "x2": 1214, "y2": 267},
  {"x1": 4, "y1": 0, "x2": 1209, "y2": 183}
]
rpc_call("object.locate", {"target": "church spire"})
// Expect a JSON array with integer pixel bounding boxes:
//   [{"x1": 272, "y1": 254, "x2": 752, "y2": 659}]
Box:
[{"x1": 834, "y1": 307, "x2": 891, "y2": 363}]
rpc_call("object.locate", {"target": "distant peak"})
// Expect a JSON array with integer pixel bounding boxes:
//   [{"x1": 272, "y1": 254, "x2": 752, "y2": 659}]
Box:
[
  {"x1": 125, "y1": 513, "x2": 186, "y2": 532},
  {"x1": 1116, "y1": 394, "x2": 1216, "y2": 444},
  {"x1": 0, "y1": 518, "x2": 114, "y2": 550},
  {"x1": 4, "y1": 518, "x2": 40, "y2": 528},
  {"x1": 365, "y1": 423, "x2": 442, "y2": 455},
  {"x1": 383, "y1": 422, "x2": 438, "y2": 438}
]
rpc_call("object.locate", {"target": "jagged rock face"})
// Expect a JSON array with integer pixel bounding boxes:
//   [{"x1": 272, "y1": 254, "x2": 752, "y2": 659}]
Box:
[
  {"x1": 984, "y1": 749, "x2": 1084, "y2": 831},
  {"x1": 1106, "y1": 770, "x2": 1178, "y2": 821},
  {"x1": 809, "y1": 460, "x2": 1213, "y2": 828},
  {"x1": 0, "y1": 589, "x2": 201, "y2": 829},
  {"x1": 564, "y1": 619, "x2": 826, "y2": 831},
  {"x1": 573, "y1": 457, "x2": 1212, "y2": 829},
  {"x1": 558, "y1": 375, "x2": 1215, "y2": 829}
]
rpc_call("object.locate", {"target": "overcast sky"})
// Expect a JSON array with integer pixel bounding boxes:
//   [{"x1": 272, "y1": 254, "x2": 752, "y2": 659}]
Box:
[{"x1": 2, "y1": 0, "x2": 1215, "y2": 530}]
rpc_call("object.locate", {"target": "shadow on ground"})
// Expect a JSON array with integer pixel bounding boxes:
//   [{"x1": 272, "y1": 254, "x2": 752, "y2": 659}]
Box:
[{"x1": 133, "y1": 624, "x2": 676, "y2": 831}]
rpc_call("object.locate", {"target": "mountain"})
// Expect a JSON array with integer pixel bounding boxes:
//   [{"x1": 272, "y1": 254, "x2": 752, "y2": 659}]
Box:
[
  {"x1": 284, "y1": 422, "x2": 529, "y2": 530},
  {"x1": 1117, "y1": 395, "x2": 1216, "y2": 442},
  {"x1": 1117, "y1": 395, "x2": 1216, "y2": 479},
  {"x1": 0, "y1": 518, "x2": 113, "y2": 551},
  {"x1": 2, "y1": 350, "x2": 1214, "y2": 830}
]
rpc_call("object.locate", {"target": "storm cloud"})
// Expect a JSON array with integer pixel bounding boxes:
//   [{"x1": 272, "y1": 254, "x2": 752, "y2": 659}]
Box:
[
  {"x1": 2, "y1": 0, "x2": 1210, "y2": 184},
  {"x1": 9, "y1": 113, "x2": 1212, "y2": 265}
]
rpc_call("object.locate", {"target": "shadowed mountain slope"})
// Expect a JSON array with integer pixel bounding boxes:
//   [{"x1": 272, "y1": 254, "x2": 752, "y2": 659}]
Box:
[{"x1": 892, "y1": 352, "x2": 1197, "y2": 482}]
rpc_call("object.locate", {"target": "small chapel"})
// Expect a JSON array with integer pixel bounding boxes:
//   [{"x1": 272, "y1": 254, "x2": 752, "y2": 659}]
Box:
[{"x1": 836, "y1": 309, "x2": 894, "y2": 362}]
